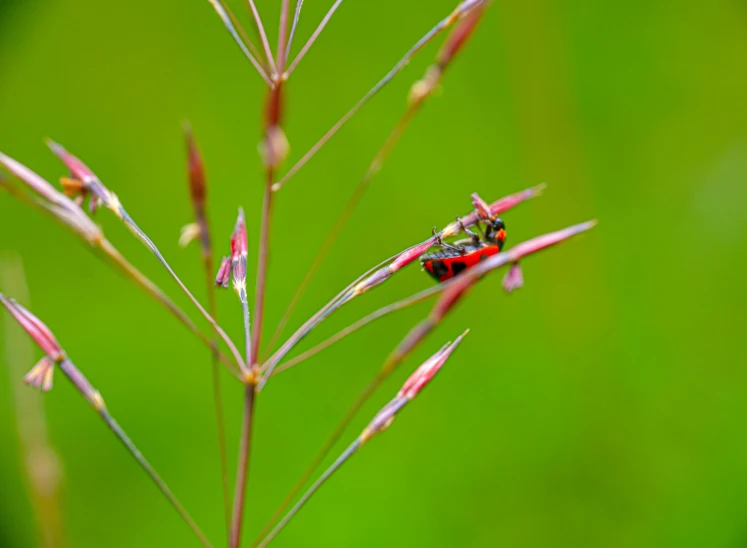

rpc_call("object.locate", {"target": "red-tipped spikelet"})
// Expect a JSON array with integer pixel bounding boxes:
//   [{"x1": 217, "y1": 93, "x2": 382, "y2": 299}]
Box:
[
  {"x1": 470, "y1": 192, "x2": 493, "y2": 219},
  {"x1": 408, "y1": 2, "x2": 485, "y2": 106},
  {"x1": 46, "y1": 139, "x2": 122, "y2": 216},
  {"x1": 180, "y1": 123, "x2": 213, "y2": 253},
  {"x1": 230, "y1": 208, "x2": 248, "y2": 301},
  {"x1": 0, "y1": 293, "x2": 65, "y2": 391},
  {"x1": 216, "y1": 257, "x2": 232, "y2": 288},
  {"x1": 398, "y1": 330, "x2": 468, "y2": 400},
  {"x1": 360, "y1": 331, "x2": 468, "y2": 442}
]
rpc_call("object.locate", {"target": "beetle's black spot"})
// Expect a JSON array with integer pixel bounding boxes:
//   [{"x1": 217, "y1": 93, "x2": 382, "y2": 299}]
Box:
[
  {"x1": 451, "y1": 262, "x2": 467, "y2": 276},
  {"x1": 432, "y1": 261, "x2": 449, "y2": 278}
]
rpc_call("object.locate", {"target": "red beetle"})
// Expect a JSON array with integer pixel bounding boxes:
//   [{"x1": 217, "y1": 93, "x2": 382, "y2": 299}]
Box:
[{"x1": 421, "y1": 218, "x2": 506, "y2": 282}]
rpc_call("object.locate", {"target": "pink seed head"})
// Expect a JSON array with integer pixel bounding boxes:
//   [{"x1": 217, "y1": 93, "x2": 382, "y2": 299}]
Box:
[
  {"x1": 437, "y1": 2, "x2": 484, "y2": 68},
  {"x1": 471, "y1": 192, "x2": 493, "y2": 219},
  {"x1": 231, "y1": 208, "x2": 248, "y2": 259},
  {"x1": 398, "y1": 330, "x2": 468, "y2": 400},
  {"x1": 46, "y1": 139, "x2": 97, "y2": 185},
  {"x1": 215, "y1": 256, "x2": 231, "y2": 288},
  {"x1": 489, "y1": 184, "x2": 545, "y2": 217},
  {"x1": 0, "y1": 294, "x2": 64, "y2": 361},
  {"x1": 183, "y1": 123, "x2": 206, "y2": 209},
  {"x1": 390, "y1": 238, "x2": 437, "y2": 272},
  {"x1": 506, "y1": 220, "x2": 597, "y2": 263},
  {"x1": 502, "y1": 262, "x2": 524, "y2": 293}
]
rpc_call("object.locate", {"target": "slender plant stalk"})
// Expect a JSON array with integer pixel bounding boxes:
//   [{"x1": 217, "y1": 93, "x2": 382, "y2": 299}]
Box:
[
  {"x1": 273, "y1": 283, "x2": 442, "y2": 375},
  {"x1": 207, "y1": 0, "x2": 272, "y2": 85},
  {"x1": 252, "y1": 383, "x2": 377, "y2": 546},
  {"x1": 264, "y1": 108, "x2": 419, "y2": 353},
  {"x1": 256, "y1": 440, "x2": 361, "y2": 548},
  {"x1": 229, "y1": 385, "x2": 256, "y2": 548},
  {"x1": 244, "y1": 0, "x2": 278, "y2": 77},
  {"x1": 58, "y1": 359, "x2": 214, "y2": 548},
  {"x1": 256, "y1": 251, "x2": 402, "y2": 390},
  {"x1": 272, "y1": 0, "x2": 485, "y2": 191},
  {"x1": 256, "y1": 333, "x2": 468, "y2": 546},
  {"x1": 276, "y1": 0, "x2": 290, "y2": 70},
  {"x1": 228, "y1": 172, "x2": 271, "y2": 548},
  {"x1": 183, "y1": 122, "x2": 232, "y2": 535},
  {"x1": 118, "y1": 210, "x2": 248, "y2": 374},
  {"x1": 219, "y1": 0, "x2": 265, "y2": 65},
  {"x1": 2, "y1": 260, "x2": 65, "y2": 548},
  {"x1": 205, "y1": 275, "x2": 232, "y2": 538},
  {"x1": 98, "y1": 238, "x2": 244, "y2": 378},
  {"x1": 284, "y1": 0, "x2": 344, "y2": 77},
  {"x1": 251, "y1": 171, "x2": 274, "y2": 366},
  {"x1": 284, "y1": 0, "x2": 304, "y2": 68}
]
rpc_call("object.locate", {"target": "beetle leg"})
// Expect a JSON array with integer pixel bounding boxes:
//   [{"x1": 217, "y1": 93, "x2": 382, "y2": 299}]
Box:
[{"x1": 457, "y1": 216, "x2": 481, "y2": 245}]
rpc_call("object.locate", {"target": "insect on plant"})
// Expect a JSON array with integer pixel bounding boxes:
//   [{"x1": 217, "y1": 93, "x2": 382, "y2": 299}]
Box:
[{"x1": 0, "y1": 0, "x2": 597, "y2": 546}]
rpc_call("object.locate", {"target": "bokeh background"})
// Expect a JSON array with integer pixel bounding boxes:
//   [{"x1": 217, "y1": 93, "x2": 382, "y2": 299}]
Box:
[{"x1": 1, "y1": 0, "x2": 747, "y2": 546}]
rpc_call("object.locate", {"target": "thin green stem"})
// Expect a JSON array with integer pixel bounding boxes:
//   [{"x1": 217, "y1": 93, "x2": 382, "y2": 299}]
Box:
[
  {"x1": 272, "y1": 283, "x2": 441, "y2": 376},
  {"x1": 58, "y1": 360, "x2": 213, "y2": 548},
  {"x1": 204, "y1": 262, "x2": 231, "y2": 539},
  {"x1": 284, "y1": 0, "x2": 344, "y2": 77},
  {"x1": 229, "y1": 385, "x2": 257, "y2": 548},
  {"x1": 119, "y1": 211, "x2": 247, "y2": 374},
  {"x1": 252, "y1": 381, "x2": 379, "y2": 545},
  {"x1": 255, "y1": 440, "x2": 361, "y2": 548},
  {"x1": 251, "y1": 178, "x2": 273, "y2": 366}
]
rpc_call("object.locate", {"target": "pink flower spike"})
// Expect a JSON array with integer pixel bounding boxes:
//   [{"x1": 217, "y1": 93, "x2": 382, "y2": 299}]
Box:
[
  {"x1": 0, "y1": 294, "x2": 64, "y2": 361},
  {"x1": 215, "y1": 257, "x2": 231, "y2": 288},
  {"x1": 471, "y1": 192, "x2": 492, "y2": 219},
  {"x1": 398, "y1": 329, "x2": 469, "y2": 400},
  {"x1": 489, "y1": 183, "x2": 545, "y2": 217},
  {"x1": 231, "y1": 208, "x2": 248, "y2": 260},
  {"x1": 24, "y1": 357, "x2": 55, "y2": 392},
  {"x1": 230, "y1": 208, "x2": 248, "y2": 300},
  {"x1": 505, "y1": 220, "x2": 597, "y2": 262},
  {"x1": 389, "y1": 238, "x2": 437, "y2": 272},
  {"x1": 0, "y1": 151, "x2": 69, "y2": 208},
  {"x1": 46, "y1": 139, "x2": 98, "y2": 184},
  {"x1": 502, "y1": 262, "x2": 524, "y2": 293}
]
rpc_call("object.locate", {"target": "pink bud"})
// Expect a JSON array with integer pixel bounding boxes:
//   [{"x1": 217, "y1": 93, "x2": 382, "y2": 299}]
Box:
[
  {"x1": 231, "y1": 208, "x2": 248, "y2": 259},
  {"x1": 390, "y1": 238, "x2": 437, "y2": 272},
  {"x1": 183, "y1": 123, "x2": 206, "y2": 209},
  {"x1": 215, "y1": 257, "x2": 231, "y2": 287},
  {"x1": 398, "y1": 330, "x2": 468, "y2": 400},
  {"x1": 436, "y1": 3, "x2": 484, "y2": 68},
  {"x1": 488, "y1": 184, "x2": 545, "y2": 217},
  {"x1": 471, "y1": 192, "x2": 493, "y2": 219},
  {"x1": 46, "y1": 139, "x2": 98, "y2": 184},
  {"x1": 505, "y1": 220, "x2": 596, "y2": 262},
  {"x1": 0, "y1": 294, "x2": 64, "y2": 362},
  {"x1": 502, "y1": 262, "x2": 524, "y2": 293}
]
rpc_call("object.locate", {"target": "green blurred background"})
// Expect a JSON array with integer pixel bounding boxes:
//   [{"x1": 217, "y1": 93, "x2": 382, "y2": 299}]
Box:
[{"x1": 1, "y1": 0, "x2": 747, "y2": 546}]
